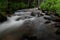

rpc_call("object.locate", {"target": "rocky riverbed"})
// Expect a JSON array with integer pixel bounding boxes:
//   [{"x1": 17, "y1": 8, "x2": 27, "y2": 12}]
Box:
[{"x1": 0, "y1": 8, "x2": 60, "y2": 40}]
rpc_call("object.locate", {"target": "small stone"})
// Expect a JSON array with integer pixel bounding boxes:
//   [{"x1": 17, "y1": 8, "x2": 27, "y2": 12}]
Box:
[
  {"x1": 44, "y1": 21, "x2": 51, "y2": 24},
  {"x1": 44, "y1": 17, "x2": 52, "y2": 20},
  {"x1": 56, "y1": 28, "x2": 60, "y2": 35}
]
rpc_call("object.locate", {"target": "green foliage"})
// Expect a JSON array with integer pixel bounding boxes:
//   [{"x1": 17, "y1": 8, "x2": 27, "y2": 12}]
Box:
[
  {"x1": 40, "y1": 0, "x2": 60, "y2": 16},
  {"x1": 55, "y1": 0, "x2": 60, "y2": 16},
  {"x1": 0, "y1": 0, "x2": 8, "y2": 17},
  {"x1": 40, "y1": 2, "x2": 49, "y2": 10},
  {"x1": 0, "y1": 0, "x2": 35, "y2": 17},
  {"x1": 0, "y1": 0, "x2": 8, "y2": 12},
  {"x1": 9, "y1": 2, "x2": 27, "y2": 9},
  {"x1": 31, "y1": 0, "x2": 36, "y2": 8},
  {"x1": 0, "y1": 0, "x2": 37, "y2": 14},
  {"x1": 40, "y1": 0, "x2": 56, "y2": 10},
  {"x1": 8, "y1": 2, "x2": 27, "y2": 13}
]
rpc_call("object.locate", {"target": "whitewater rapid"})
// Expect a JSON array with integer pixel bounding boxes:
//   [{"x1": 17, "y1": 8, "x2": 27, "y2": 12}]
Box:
[{"x1": 0, "y1": 16, "x2": 36, "y2": 32}]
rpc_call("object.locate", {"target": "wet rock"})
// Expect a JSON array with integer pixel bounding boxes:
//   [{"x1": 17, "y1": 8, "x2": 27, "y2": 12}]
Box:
[
  {"x1": 44, "y1": 16, "x2": 52, "y2": 20},
  {"x1": 55, "y1": 22, "x2": 60, "y2": 35},
  {"x1": 40, "y1": 14, "x2": 44, "y2": 16},
  {"x1": 55, "y1": 23, "x2": 60, "y2": 27},
  {"x1": 22, "y1": 35, "x2": 37, "y2": 40},
  {"x1": 52, "y1": 19, "x2": 60, "y2": 22},
  {"x1": 54, "y1": 13, "x2": 60, "y2": 17},
  {"x1": 37, "y1": 12, "x2": 41, "y2": 17},
  {"x1": 31, "y1": 12, "x2": 36, "y2": 16},
  {"x1": 44, "y1": 20, "x2": 51, "y2": 24},
  {"x1": 31, "y1": 11, "x2": 44, "y2": 17},
  {"x1": 50, "y1": 15, "x2": 60, "y2": 22},
  {"x1": 0, "y1": 14, "x2": 7, "y2": 23},
  {"x1": 24, "y1": 16, "x2": 33, "y2": 19},
  {"x1": 45, "y1": 13, "x2": 49, "y2": 15},
  {"x1": 31, "y1": 17, "x2": 56, "y2": 40},
  {"x1": 56, "y1": 35, "x2": 60, "y2": 40},
  {"x1": 0, "y1": 15, "x2": 57, "y2": 40},
  {"x1": 42, "y1": 10, "x2": 45, "y2": 13},
  {"x1": 29, "y1": 36, "x2": 37, "y2": 40},
  {"x1": 38, "y1": 8, "x2": 41, "y2": 10},
  {"x1": 16, "y1": 18, "x2": 21, "y2": 21},
  {"x1": 56, "y1": 28, "x2": 60, "y2": 35}
]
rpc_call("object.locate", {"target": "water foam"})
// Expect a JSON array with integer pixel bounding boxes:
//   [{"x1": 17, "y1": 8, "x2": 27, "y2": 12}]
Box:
[{"x1": 0, "y1": 16, "x2": 35, "y2": 32}]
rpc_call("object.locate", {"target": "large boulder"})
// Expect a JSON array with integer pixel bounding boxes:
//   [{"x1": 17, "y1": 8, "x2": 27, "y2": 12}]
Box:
[{"x1": 31, "y1": 11, "x2": 44, "y2": 17}]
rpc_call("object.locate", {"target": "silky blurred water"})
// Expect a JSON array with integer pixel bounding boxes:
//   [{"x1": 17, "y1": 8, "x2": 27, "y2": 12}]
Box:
[{"x1": 0, "y1": 15, "x2": 35, "y2": 33}]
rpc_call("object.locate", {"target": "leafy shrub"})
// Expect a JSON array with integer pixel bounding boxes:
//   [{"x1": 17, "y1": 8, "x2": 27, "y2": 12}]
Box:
[
  {"x1": 31, "y1": 0, "x2": 36, "y2": 8},
  {"x1": 40, "y1": 0, "x2": 56, "y2": 11},
  {"x1": 55, "y1": 0, "x2": 60, "y2": 16},
  {"x1": 9, "y1": 2, "x2": 27, "y2": 9},
  {"x1": 40, "y1": 0, "x2": 60, "y2": 16},
  {"x1": 8, "y1": 2, "x2": 27, "y2": 14},
  {"x1": 0, "y1": 0, "x2": 8, "y2": 12},
  {"x1": 40, "y1": 2, "x2": 49, "y2": 10}
]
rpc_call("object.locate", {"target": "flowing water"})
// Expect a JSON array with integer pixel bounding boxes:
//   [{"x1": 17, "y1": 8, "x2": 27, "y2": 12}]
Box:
[{"x1": 0, "y1": 9, "x2": 58, "y2": 40}]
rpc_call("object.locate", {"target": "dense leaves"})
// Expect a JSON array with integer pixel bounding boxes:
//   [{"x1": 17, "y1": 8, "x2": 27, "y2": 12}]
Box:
[
  {"x1": 0, "y1": 0, "x2": 8, "y2": 12},
  {"x1": 40, "y1": 0, "x2": 60, "y2": 16},
  {"x1": 0, "y1": 0, "x2": 37, "y2": 14},
  {"x1": 8, "y1": 2, "x2": 27, "y2": 14}
]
